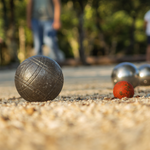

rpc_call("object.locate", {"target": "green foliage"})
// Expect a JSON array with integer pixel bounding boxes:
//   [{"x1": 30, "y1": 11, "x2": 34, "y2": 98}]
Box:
[{"x1": 0, "y1": 0, "x2": 150, "y2": 65}]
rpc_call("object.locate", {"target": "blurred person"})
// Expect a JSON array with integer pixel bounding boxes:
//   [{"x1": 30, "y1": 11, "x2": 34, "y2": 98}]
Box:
[
  {"x1": 27, "y1": 0, "x2": 65, "y2": 63},
  {"x1": 144, "y1": 10, "x2": 150, "y2": 62}
]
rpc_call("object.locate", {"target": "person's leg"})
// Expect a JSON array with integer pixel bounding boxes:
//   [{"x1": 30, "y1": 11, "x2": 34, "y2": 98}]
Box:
[
  {"x1": 43, "y1": 20, "x2": 61, "y2": 62},
  {"x1": 146, "y1": 36, "x2": 150, "y2": 63},
  {"x1": 31, "y1": 19, "x2": 43, "y2": 55}
]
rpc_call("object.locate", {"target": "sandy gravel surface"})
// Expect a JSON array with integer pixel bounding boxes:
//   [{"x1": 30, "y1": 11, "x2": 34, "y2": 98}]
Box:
[{"x1": 0, "y1": 63, "x2": 150, "y2": 150}]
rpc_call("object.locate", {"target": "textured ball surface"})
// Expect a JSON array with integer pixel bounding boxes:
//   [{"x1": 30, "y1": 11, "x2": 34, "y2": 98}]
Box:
[
  {"x1": 15, "y1": 55, "x2": 64, "y2": 102},
  {"x1": 113, "y1": 81, "x2": 134, "y2": 99},
  {"x1": 138, "y1": 64, "x2": 150, "y2": 86},
  {"x1": 111, "y1": 62, "x2": 139, "y2": 88}
]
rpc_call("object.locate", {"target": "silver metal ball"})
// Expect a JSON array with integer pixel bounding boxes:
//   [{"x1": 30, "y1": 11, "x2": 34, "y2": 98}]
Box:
[
  {"x1": 15, "y1": 55, "x2": 64, "y2": 102},
  {"x1": 138, "y1": 64, "x2": 150, "y2": 86},
  {"x1": 111, "y1": 62, "x2": 139, "y2": 88}
]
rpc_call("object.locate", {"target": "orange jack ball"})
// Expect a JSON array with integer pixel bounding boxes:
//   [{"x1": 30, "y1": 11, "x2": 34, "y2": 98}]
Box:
[{"x1": 113, "y1": 81, "x2": 134, "y2": 99}]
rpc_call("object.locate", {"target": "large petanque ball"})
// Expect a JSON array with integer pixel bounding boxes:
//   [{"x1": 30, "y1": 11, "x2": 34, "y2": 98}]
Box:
[
  {"x1": 138, "y1": 64, "x2": 150, "y2": 86},
  {"x1": 15, "y1": 55, "x2": 64, "y2": 102},
  {"x1": 111, "y1": 62, "x2": 139, "y2": 88}
]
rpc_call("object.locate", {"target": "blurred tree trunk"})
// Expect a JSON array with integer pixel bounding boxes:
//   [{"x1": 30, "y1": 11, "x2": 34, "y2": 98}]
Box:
[
  {"x1": 126, "y1": 15, "x2": 136, "y2": 55},
  {"x1": 77, "y1": 1, "x2": 87, "y2": 65},
  {"x1": 1, "y1": 0, "x2": 8, "y2": 65},
  {"x1": 8, "y1": 0, "x2": 19, "y2": 63},
  {"x1": 1, "y1": 0, "x2": 8, "y2": 28},
  {"x1": 2, "y1": 0, "x2": 18, "y2": 64},
  {"x1": 95, "y1": 7, "x2": 110, "y2": 55}
]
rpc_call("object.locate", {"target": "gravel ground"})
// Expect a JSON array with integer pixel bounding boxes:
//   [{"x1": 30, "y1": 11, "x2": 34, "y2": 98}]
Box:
[{"x1": 0, "y1": 63, "x2": 150, "y2": 150}]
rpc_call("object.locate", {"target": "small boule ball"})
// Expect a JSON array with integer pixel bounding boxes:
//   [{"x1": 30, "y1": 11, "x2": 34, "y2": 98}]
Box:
[
  {"x1": 113, "y1": 81, "x2": 134, "y2": 99},
  {"x1": 138, "y1": 64, "x2": 150, "y2": 86},
  {"x1": 111, "y1": 62, "x2": 139, "y2": 88},
  {"x1": 15, "y1": 55, "x2": 64, "y2": 102}
]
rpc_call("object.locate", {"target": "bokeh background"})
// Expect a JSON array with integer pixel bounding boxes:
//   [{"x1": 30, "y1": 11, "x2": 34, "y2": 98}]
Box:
[{"x1": 0, "y1": 0, "x2": 150, "y2": 66}]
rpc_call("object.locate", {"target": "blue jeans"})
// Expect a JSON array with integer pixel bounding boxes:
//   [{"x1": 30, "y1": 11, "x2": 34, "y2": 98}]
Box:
[{"x1": 31, "y1": 19, "x2": 60, "y2": 61}]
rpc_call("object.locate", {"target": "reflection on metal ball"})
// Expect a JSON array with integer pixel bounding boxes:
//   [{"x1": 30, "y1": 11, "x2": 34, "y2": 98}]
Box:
[
  {"x1": 15, "y1": 55, "x2": 64, "y2": 102},
  {"x1": 111, "y1": 62, "x2": 139, "y2": 88},
  {"x1": 138, "y1": 64, "x2": 150, "y2": 86}
]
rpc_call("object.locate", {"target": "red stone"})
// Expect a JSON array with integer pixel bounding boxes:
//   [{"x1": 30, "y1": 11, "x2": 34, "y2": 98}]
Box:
[{"x1": 113, "y1": 81, "x2": 134, "y2": 99}]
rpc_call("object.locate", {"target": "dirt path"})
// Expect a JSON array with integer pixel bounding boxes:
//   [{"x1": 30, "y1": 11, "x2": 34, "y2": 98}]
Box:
[{"x1": 0, "y1": 63, "x2": 150, "y2": 150}]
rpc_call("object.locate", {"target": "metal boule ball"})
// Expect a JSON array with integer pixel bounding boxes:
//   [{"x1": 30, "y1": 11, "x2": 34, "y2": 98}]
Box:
[
  {"x1": 111, "y1": 62, "x2": 139, "y2": 88},
  {"x1": 15, "y1": 55, "x2": 64, "y2": 102},
  {"x1": 138, "y1": 64, "x2": 150, "y2": 86}
]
